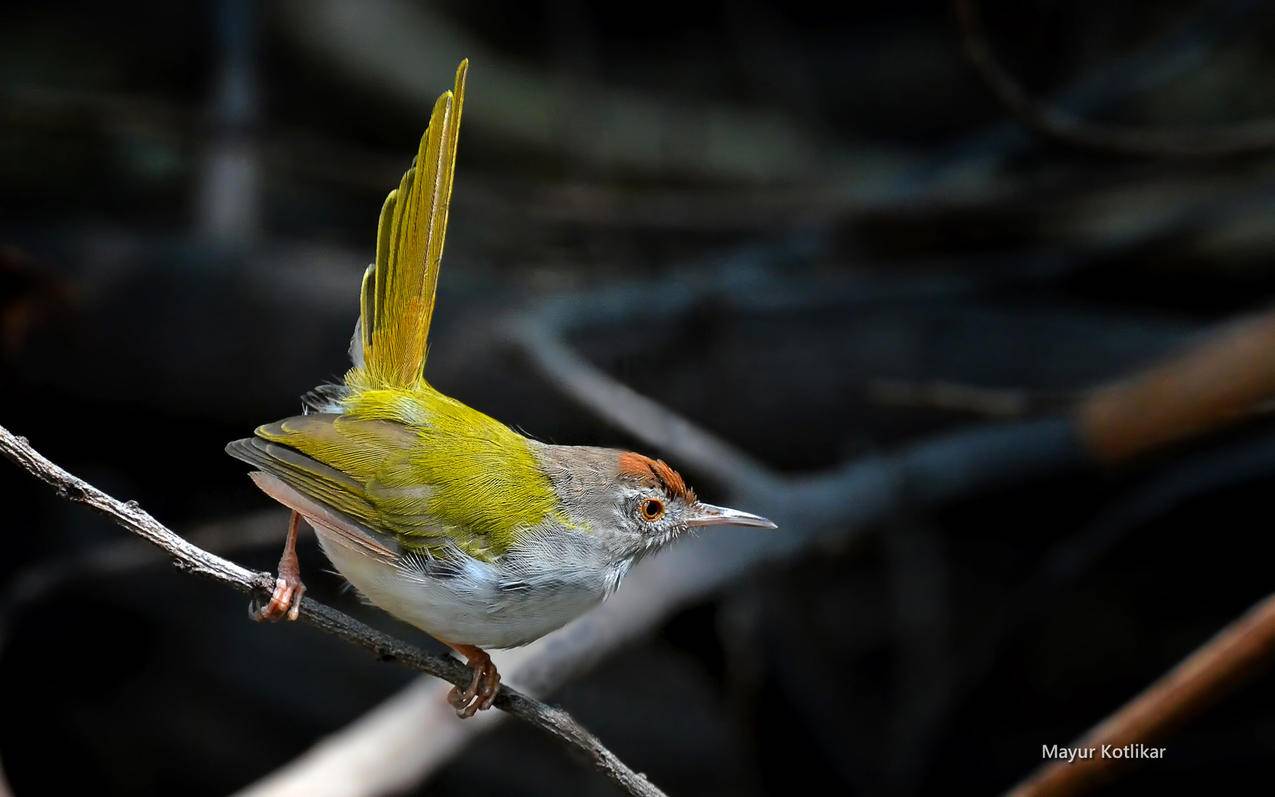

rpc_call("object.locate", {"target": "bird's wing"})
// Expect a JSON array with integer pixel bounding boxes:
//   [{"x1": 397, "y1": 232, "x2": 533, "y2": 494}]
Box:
[
  {"x1": 229, "y1": 61, "x2": 560, "y2": 560},
  {"x1": 247, "y1": 470, "x2": 400, "y2": 563},
  {"x1": 350, "y1": 59, "x2": 468, "y2": 388},
  {"x1": 227, "y1": 411, "x2": 554, "y2": 562}
]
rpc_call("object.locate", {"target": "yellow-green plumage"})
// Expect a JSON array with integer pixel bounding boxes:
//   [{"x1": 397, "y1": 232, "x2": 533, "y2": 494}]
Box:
[
  {"x1": 226, "y1": 56, "x2": 771, "y2": 682},
  {"x1": 356, "y1": 59, "x2": 466, "y2": 389},
  {"x1": 254, "y1": 390, "x2": 558, "y2": 560},
  {"x1": 240, "y1": 58, "x2": 560, "y2": 562}
]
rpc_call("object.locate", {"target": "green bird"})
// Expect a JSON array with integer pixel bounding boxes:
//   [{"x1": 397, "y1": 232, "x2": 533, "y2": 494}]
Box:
[{"x1": 226, "y1": 59, "x2": 775, "y2": 718}]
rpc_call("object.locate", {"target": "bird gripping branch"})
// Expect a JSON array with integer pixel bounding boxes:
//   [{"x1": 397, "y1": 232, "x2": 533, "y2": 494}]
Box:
[{"x1": 226, "y1": 59, "x2": 776, "y2": 718}]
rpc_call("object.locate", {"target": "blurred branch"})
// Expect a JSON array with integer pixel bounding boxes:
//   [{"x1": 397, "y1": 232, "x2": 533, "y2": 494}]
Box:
[
  {"x1": 198, "y1": 0, "x2": 260, "y2": 244},
  {"x1": 279, "y1": 0, "x2": 838, "y2": 182},
  {"x1": 520, "y1": 281, "x2": 1275, "y2": 797},
  {"x1": 867, "y1": 378, "x2": 1069, "y2": 418},
  {"x1": 954, "y1": 0, "x2": 1275, "y2": 158},
  {"x1": 1009, "y1": 590, "x2": 1275, "y2": 796},
  {"x1": 1078, "y1": 308, "x2": 1275, "y2": 462},
  {"x1": 900, "y1": 429, "x2": 1275, "y2": 789},
  {"x1": 1, "y1": 511, "x2": 282, "y2": 628},
  {"x1": 0, "y1": 424, "x2": 666, "y2": 797},
  {"x1": 517, "y1": 315, "x2": 777, "y2": 494},
  {"x1": 864, "y1": 307, "x2": 1275, "y2": 455}
]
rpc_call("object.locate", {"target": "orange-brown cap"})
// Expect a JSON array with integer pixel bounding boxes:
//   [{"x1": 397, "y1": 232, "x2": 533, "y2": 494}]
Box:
[{"x1": 617, "y1": 452, "x2": 697, "y2": 503}]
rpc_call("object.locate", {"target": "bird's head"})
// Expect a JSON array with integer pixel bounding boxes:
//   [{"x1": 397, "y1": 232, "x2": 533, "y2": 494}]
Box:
[
  {"x1": 535, "y1": 446, "x2": 776, "y2": 562},
  {"x1": 612, "y1": 451, "x2": 775, "y2": 555}
]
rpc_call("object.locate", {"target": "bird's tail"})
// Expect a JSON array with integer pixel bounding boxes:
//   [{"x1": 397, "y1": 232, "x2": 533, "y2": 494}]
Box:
[{"x1": 347, "y1": 59, "x2": 468, "y2": 389}]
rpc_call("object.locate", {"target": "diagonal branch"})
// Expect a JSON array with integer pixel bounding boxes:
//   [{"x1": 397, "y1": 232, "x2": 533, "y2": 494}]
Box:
[
  {"x1": 1008, "y1": 590, "x2": 1275, "y2": 796},
  {"x1": 0, "y1": 423, "x2": 666, "y2": 797}
]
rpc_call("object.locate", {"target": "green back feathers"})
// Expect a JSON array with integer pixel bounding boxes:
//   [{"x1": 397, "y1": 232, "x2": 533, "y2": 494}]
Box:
[
  {"x1": 251, "y1": 398, "x2": 557, "y2": 560},
  {"x1": 350, "y1": 59, "x2": 468, "y2": 390},
  {"x1": 236, "y1": 60, "x2": 565, "y2": 561},
  {"x1": 341, "y1": 387, "x2": 559, "y2": 556}
]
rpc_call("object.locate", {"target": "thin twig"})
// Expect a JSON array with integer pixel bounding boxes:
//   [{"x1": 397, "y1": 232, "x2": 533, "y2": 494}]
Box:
[
  {"x1": 0, "y1": 423, "x2": 666, "y2": 797},
  {"x1": 954, "y1": 0, "x2": 1275, "y2": 158},
  {"x1": 1008, "y1": 590, "x2": 1275, "y2": 796}
]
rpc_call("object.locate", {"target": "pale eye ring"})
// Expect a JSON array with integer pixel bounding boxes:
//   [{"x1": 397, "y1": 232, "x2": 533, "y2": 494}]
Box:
[{"x1": 638, "y1": 498, "x2": 665, "y2": 522}]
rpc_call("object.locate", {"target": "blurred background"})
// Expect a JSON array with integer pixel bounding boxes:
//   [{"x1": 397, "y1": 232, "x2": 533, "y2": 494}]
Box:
[{"x1": 5, "y1": 1, "x2": 1275, "y2": 794}]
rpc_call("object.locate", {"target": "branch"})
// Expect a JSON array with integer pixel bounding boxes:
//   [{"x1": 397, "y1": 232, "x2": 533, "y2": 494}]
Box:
[
  {"x1": 0, "y1": 423, "x2": 666, "y2": 797},
  {"x1": 954, "y1": 0, "x2": 1275, "y2": 158},
  {"x1": 1078, "y1": 309, "x2": 1275, "y2": 462},
  {"x1": 516, "y1": 315, "x2": 776, "y2": 493},
  {"x1": 866, "y1": 378, "x2": 1070, "y2": 418},
  {"x1": 869, "y1": 307, "x2": 1275, "y2": 449},
  {"x1": 1009, "y1": 590, "x2": 1275, "y2": 796}
]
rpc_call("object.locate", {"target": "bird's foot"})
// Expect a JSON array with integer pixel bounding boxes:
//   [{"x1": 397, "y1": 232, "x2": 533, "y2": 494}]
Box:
[
  {"x1": 446, "y1": 644, "x2": 501, "y2": 718},
  {"x1": 253, "y1": 571, "x2": 306, "y2": 622},
  {"x1": 252, "y1": 512, "x2": 306, "y2": 622}
]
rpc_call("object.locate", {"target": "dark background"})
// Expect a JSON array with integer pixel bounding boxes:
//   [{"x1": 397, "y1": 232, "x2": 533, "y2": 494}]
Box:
[{"x1": 4, "y1": 1, "x2": 1275, "y2": 794}]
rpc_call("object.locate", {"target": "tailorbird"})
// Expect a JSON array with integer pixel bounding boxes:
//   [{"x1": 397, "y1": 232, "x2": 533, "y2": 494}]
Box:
[{"x1": 226, "y1": 59, "x2": 775, "y2": 718}]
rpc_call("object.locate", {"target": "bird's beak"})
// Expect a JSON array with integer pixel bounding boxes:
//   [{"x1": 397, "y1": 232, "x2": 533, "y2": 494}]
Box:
[{"x1": 686, "y1": 503, "x2": 777, "y2": 530}]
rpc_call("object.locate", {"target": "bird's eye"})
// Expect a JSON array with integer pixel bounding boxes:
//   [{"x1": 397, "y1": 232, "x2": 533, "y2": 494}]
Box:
[{"x1": 638, "y1": 498, "x2": 665, "y2": 522}]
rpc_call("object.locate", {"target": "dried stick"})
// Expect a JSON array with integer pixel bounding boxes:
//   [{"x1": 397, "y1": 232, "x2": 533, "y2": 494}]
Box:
[
  {"x1": 0, "y1": 423, "x2": 666, "y2": 797},
  {"x1": 1009, "y1": 591, "x2": 1275, "y2": 796},
  {"x1": 954, "y1": 0, "x2": 1275, "y2": 158},
  {"x1": 1079, "y1": 309, "x2": 1275, "y2": 462}
]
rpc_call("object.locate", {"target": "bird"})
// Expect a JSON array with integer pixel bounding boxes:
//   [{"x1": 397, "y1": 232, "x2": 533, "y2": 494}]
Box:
[{"x1": 225, "y1": 59, "x2": 776, "y2": 718}]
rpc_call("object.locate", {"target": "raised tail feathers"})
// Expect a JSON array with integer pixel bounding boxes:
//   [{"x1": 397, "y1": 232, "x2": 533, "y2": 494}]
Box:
[{"x1": 349, "y1": 59, "x2": 468, "y2": 389}]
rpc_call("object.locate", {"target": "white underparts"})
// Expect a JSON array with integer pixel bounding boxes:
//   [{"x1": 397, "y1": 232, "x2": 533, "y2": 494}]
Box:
[{"x1": 308, "y1": 518, "x2": 626, "y2": 649}]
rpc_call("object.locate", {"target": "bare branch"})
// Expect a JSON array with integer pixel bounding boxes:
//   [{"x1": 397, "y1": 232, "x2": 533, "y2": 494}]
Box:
[
  {"x1": 0, "y1": 423, "x2": 666, "y2": 797},
  {"x1": 1009, "y1": 590, "x2": 1275, "y2": 796}
]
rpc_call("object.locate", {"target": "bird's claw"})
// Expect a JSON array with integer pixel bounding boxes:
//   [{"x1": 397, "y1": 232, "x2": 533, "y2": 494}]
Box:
[
  {"x1": 251, "y1": 512, "x2": 306, "y2": 622},
  {"x1": 252, "y1": 574, "x2": 306, "y2": 622},
  {"x1": 447, "y1": 649, "x2": 501, "y2": 718}
]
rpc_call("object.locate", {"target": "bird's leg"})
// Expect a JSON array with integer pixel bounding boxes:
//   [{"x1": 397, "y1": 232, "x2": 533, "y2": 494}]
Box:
[
  {"x1": 253, "y1": 510, "x2": 306, "y2": 622},
  {"x1": 445, "y1": 642, "x2": 501, "y2": 718}
]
